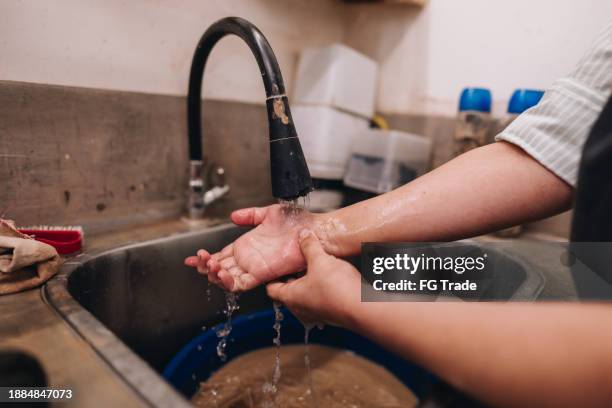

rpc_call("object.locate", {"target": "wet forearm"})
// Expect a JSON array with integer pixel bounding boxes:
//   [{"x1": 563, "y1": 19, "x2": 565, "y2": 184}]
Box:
[
  {"x1": 316, "y1": 142, "x2": 573, "y2": 256},
  {"x1": 346, "y1": 301, "x2": 612, "y2": 407}
]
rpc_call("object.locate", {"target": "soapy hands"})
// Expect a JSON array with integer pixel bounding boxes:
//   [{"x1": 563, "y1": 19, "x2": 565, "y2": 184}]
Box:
[
  {"x1": 184, "y1": 204, "x2": 322, "y2": 292},
  {"x1": 267, "y1": 229, "x2": 360, "y2": 326}
]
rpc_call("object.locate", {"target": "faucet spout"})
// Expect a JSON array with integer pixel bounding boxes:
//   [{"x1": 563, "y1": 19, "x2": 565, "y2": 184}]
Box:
[{"x1": 187, "y1": 16, "x2": 313, "y2": 209}]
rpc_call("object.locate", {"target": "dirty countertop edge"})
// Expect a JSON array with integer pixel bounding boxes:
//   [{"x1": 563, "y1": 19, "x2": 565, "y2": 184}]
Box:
[{"x1": 0, "y1": 216, "x2": 230, "y2": 407}]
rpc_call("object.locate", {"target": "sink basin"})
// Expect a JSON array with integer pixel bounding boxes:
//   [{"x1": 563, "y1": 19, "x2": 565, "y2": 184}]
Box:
[
  {"x1": 45, "y1": 223, "x2": 544, "y2": 407},
  {"x1": 66, "y1": 225, "x2": 268, "y2": 372},
  {"x1": 45, "y1": 223, "x2": 269, "y2": 407}
]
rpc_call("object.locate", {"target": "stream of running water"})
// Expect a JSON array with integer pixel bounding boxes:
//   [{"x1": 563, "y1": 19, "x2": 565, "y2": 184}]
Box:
[
  {"x1": 303, "y1": 324, "x2": 318, "y2": 407},
  {"x1": 216, "y1": 292, "x2": 239, "y2": 361},
  {"x1": 213, "y1": 196, "x2": 317, "y2": 406},
  {"x1": 271, "y1": 301, "x2": 284, "y2": 389},
  {"x1": 261, "y1": 301, "x2": 284, "y2": 407}
]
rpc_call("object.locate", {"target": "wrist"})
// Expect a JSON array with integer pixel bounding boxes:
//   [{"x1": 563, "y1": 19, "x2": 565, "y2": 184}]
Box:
[{"x1": 312, "y1": 211, "x2": 350, "y2": 257}]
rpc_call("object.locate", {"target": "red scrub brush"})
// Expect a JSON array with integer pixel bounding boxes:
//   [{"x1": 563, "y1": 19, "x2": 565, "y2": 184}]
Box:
[{"x1": 17, "y1": 226, "x2": 84, "y2": 255}]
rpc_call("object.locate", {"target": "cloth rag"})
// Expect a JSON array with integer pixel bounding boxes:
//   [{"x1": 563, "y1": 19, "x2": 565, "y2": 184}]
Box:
[{"x1": 0, "y1": 219, "x2": 61, "y2": 295}]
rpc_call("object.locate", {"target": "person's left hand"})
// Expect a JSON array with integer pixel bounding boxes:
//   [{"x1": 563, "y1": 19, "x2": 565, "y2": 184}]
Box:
[
  {"x1": 266, "y1": 229, "x2": 361, "y2": 327},
  {"x1": 184, "y1": 204, "x2": 322, "y2": 292}
]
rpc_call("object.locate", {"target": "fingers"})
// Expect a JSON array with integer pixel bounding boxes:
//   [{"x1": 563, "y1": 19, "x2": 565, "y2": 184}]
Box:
[
  {"x1": 196, "y1": 250, "x2": 211, "y2": 274},
  {"x1": 218, "y1": 265, "x2": 258, "y2": 293},
  {"x1": 235, "y1": 273, "x2": 258, "y2": 291},
  {"x1": 230, "y1": 206, "x2": 270, "y2": 226},
  {"x1": 210, "y1": 255, "x2": 244, "y2": 292},
  {"x1": 298, "y1": 229, "x2": 325, "y2": 263},
  {"x1": 186, "y1": 246, "x2": 244, "y2": 292},
  {"x1": 184, "y1": 256, "x2": 198, "y2": 267},
  {"x1": 208, "y1": 258, "x2": 220, "y2": 275},
  {"x1": 268, "y1": 279, "x2": 321, "y2": 325},
  {"x1": 207, "y1": 244, "x2": 233, "y2": 276},
  {"x1": 185, "y1": 250, "x2": 211, "y2": 274},
  {"x1": 219, "y1": 257, "x2": 237, "y2": 270},
  {"x1": 266, "y1": 281, "x2": 288, "y2": 303},
  {"x1": 219, "y1": 244, "x2": 234, "y2": 259},
  {"x1": 218, "y1": 269, "x2": 235, "y2": 291},
  {"x1": 206, "y1": 266, "x2": 221, "y2": 285}
]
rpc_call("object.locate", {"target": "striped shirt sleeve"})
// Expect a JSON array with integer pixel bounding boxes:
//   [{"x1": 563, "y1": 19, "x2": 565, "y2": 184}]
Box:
[{"x1": 496, "y1": 22, "x2": 612, "y2": 187}]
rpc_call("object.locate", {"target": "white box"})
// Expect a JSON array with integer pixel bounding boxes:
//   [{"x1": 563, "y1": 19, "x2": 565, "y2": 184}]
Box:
[
  {"x1": 292, "y1": 105, "x2": 369, "y2": 180},
  {"x1": 344, "y1": 129, "x2": 433, "y2": 194},
  {"x1": 293, "y1": 44, "x2": 378, "y2": 118}
]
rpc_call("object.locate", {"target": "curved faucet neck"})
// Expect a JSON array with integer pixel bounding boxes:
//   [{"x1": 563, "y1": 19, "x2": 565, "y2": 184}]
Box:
[
  {"x1": 187, "y1": 16, "x2": 312, "y2": 203},
  {"x1": 187, "y1": 16, "x2": 287, "y2": 161}
]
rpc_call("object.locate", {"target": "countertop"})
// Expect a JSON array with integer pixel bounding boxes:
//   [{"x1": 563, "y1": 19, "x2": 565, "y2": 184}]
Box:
[{"x1": 0, "y1": 217, "x2": 225, "y2": 407}]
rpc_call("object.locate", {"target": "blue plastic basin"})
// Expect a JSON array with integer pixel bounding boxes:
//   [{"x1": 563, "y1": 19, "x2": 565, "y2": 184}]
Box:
[{"x1": 163, "y1": 307, "x2": 437, "y2": 400}]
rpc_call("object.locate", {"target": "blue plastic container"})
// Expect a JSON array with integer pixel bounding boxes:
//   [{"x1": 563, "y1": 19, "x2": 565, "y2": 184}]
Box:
[
  {"x1": 508, "y1": 89, "x2": 545, "y2": 114},
  {"x1": 459, "y1": 87, "x2": 492, "y2": 113},
  {"x1": 163, "y1": 307, "x2": 437, "y2": 400}
]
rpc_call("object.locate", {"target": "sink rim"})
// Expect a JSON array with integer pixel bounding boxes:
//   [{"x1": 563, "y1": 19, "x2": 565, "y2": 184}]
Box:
[{"x1": 44, "y1": 222, "x2": 241, "y2": 408}]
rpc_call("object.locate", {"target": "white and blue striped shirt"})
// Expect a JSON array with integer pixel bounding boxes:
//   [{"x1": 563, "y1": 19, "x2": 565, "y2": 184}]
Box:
[{"x1": 497, "y1": 22, "x2": 612, "y2": 187}]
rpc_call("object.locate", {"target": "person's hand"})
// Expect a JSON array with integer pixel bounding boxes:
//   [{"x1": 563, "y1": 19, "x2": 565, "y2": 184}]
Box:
[
  {"x1": 266, "y1": 229, "x2": 361, "y2": 327},
  {"x1": 184, "y1": 204, "x2": 326, "y2": 292}
]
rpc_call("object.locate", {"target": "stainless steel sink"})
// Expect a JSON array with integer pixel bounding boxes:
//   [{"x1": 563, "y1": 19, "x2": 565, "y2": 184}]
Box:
[
  {"x1": 45, "y1": 223, "x2": 269, "y2": 407},
  {"x1": 44, "y1": 223, "x2": 545, "y2": 407}
]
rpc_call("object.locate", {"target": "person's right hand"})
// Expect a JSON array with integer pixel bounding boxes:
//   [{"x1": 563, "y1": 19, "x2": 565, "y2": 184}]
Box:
[{"x1": 266, "y1": 229, "x2": 361, "y2": 327}]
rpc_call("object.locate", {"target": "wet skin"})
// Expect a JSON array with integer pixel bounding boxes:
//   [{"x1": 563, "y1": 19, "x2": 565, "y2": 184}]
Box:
[{"x1": 184, "y1": 204, "x2": 321, "y2": 291}]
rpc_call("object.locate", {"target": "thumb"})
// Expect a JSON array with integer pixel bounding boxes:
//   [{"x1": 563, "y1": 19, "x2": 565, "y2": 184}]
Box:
[
  {"x1": 266, "y1": 281, "x2": 288, "y2": 303},
  {"x1": 299, "y1": 229, "x2": 325, "y2": 263},
  {"x1": 230, "y1": 206, "x2": 268, "y2": 226}
]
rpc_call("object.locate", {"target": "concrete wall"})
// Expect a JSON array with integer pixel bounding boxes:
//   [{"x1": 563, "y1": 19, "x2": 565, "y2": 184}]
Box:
[{"x1": 0, "y1": 81, "x2": 274, "y2": 231}]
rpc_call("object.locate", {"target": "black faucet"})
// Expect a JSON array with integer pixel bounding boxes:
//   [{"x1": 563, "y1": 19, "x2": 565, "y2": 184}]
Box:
[{"x1": 187, "y1": 17, "x2": 313, "y2": 218}]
